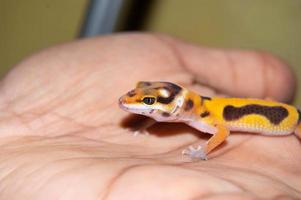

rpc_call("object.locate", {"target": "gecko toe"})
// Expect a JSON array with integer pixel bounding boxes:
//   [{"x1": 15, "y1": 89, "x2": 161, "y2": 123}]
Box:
[{"x1": 182, "y1": 145, "x2": 207, "y2": 160}]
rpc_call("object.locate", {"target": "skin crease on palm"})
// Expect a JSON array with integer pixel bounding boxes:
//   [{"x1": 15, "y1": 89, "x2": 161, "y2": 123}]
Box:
[{"x1": 0, "y1": 33, "x2": 300, "y2": 200}]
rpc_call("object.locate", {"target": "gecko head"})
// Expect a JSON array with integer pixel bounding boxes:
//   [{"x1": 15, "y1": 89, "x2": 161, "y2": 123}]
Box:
[{"x1": 119, "y1": 81, "x2": 184, "y2": 121}]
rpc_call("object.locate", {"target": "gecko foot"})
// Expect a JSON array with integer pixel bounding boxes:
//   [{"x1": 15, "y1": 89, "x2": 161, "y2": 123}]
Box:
[{"x1": 182, "y1": 145, "x2": 208, "y2": 160}]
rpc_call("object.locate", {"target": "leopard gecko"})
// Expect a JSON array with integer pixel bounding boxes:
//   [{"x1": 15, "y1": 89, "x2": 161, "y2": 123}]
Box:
[{"x1": 119, "y1": 81, "x2": 301, "y2": 160}]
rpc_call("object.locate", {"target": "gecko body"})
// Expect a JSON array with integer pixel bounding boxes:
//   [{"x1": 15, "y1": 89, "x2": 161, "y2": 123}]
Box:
[{"x1": 119, "y1": 81, "x2": 301, "y2": 160}]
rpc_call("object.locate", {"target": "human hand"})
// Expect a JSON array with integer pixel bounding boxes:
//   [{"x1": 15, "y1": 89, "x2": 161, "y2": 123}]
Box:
[{"x1": 0, "y1": 33, "x2": 300, "y2": 199}]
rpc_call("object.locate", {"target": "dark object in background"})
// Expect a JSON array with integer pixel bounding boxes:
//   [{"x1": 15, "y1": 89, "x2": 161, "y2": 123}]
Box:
[{"x1": 80, "y1": 0, "x2": 156, "y2": 37}]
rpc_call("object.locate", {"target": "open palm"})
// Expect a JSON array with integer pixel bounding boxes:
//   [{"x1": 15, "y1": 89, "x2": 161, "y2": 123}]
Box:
[{"x1": 0, "y1": 33, "x2": 300, "y2": 200}]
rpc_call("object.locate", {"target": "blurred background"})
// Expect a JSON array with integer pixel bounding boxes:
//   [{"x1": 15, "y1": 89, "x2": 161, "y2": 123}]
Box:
[{"x1": 1, "y1": 0, "x2": 300, "y2": 103}]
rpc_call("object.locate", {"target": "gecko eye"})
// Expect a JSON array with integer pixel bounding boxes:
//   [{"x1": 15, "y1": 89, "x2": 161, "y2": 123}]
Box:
[{"x1": 142, "y1": 97, "x2": 156, "y2": 105}]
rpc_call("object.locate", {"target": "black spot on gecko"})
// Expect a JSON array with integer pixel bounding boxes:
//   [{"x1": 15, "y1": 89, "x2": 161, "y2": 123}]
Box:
[
  {"x1": 157, "y1": 83, "x2": 182, "y2": 104},
  {"x1": 184, "y1": 99, "x2": 194, "y2": 111},
  {"x1": 223, "y1": 104, "x2": 289, "y2": 125},
  {"x1": 200, "y1": 96, "x2": 212, "y2": 105},
  {"x1": 137, "y1": 82, "x2": 152, "y2": 88},
  {"x1": 200, "y1": 111, "x2": 210, "y2": 118},
  {"x1": 202, "y1": 96, "x2": 212, "y2": 101},
  {"x1": 127, "y1": 90, "x2": 136, "y2": 97},
  {"x1": 162, "y1": 112, "x2": 170, "y2": 117}
]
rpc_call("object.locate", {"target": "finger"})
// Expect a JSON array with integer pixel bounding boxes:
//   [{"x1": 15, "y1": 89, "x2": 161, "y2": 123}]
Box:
[{"x1": 158, "y1": 35, "x2": 296, "y2": 102}]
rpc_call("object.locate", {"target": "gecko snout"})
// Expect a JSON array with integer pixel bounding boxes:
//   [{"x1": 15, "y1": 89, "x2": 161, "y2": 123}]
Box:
[
  {"x1": 118, "y1": 97, "x2": 126, "y2": 107},
  {"x1": 118, "y1": 96, "x2": 131, "y2": 111}
]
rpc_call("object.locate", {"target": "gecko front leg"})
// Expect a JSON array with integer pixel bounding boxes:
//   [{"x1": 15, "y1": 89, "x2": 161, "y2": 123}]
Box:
[
  {"x1": 131, "y1": 118, "x2": 156, "y2": 136},
  {"x1": 183, "y1": 122, "x2": 230, "y2": 160}
]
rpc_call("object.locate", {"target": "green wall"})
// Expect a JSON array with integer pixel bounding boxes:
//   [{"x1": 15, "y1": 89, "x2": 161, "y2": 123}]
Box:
[{"x1": 0, "y1": 0, "x2": 87, "y2": 73}]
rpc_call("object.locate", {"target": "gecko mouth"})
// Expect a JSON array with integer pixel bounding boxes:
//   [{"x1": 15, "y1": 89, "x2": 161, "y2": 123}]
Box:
[
  {"x1": 118, "y1": 99, "x2": 134, "y2": 113},
  {"x1": 119, "y1": 102, "x2": 155, "y2": 116}
]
